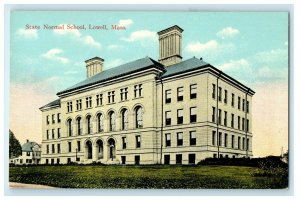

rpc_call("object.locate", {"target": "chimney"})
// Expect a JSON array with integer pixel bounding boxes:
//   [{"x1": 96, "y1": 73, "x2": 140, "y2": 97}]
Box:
[
  {"x1": 85, "y1": 57, "x2": 104, "y2": 78},
  {"x1": 157, "y1": 25, "x2": 184, "y2": 67}
]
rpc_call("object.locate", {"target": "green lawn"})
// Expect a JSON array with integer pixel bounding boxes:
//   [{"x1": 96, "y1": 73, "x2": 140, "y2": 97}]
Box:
[{"x1": 9, "y1": 165, "x2": 288, "y2": 189}]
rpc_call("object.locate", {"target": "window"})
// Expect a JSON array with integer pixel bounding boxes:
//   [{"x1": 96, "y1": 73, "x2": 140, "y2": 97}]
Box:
[
  {"x1": 97, "y1": 113, "x2": 104, "y2": 132},
  {"x1": 46, "y1": 145, "x2": 49, "y2": 154},
  {"x1": 242, "y1": 137, "x2": 245, "y2": 150},
  {"x1": 242, "y1": 99, "x2": 245, "y2": 111},
  {"x1": 96, "y1": 94, "x2": 103, "y2": 106},
  {"x1": 122, "y1": 137, "x2": 127, "y2": 149},
  {"x1": 164, "y1": 155, "x2": 170, "y2": 165},
  {"x1": 67, "y1": 119, "x2": 72, "y2": 136},
  {"x1": 134, "y1": 155, "x2": 140, "y2": 165},
  {"x1": 238, "y1": 116, "x2": 241, "y2": 130},
  {"x1": 247, "y1": 138, "x2": 250, "y2": 150},
  {"x1": 218, "y1": 87, "x2": 222, "y2": 101},
  {"x1": 231, "y1": 114, "x2": 234, "y2": 128},
  {"x1": 165, "y1": 111, "x2": 171, "y2": 126},
  {"x1": 224, "y1": 111, "x2": 227, "y2": 126},
  {"x1": 212, "y1": 84, "x2": 216, "y2": 99},
  {"x1": 165, "y1": 133, "x2": 171, "y2": 147},
  {"x1": 120, "y1": 88, "x2": 128, "y2": 101},
  {"x1": 212, "y1": 107, "x2": 216, "y2": 123},
  {"x1": 177, "y1": 87, "x2": 183, "y2": 101},
  {"x1": 52, "y1": 129, "x2": 55, "y2": 139},
  {"x1": 134, "y1": 84, "x2": 143, "y2": 98},
  {"x1": 27, "y1": 152, "x2": 30, "y2": 156},
  {"x1": 238, "y1": 97, "x2": 241, "y2": 110},
  {"x1": 224, "y1": 134, "x2": 228, "y2": 147},
  {"x1": 231, "y1": 135, "x2": 235, "y2": 148},
  {"x1": 77, "y1": 141, "x2": 81, "y2": 152},
  {"x1": 190, "y1": 131, "x2": 196, "y2": 145},
  {"x1": 52, "y1": 144, "x2": 55, "y2": 154},
  {"x1": 46, "y1": 115, "x2": 50, "y2": 125},
  {"x1": 52, "y1": 114, "x2": 55, "y2": 124},
  {"x1": 57, "y1": 113, "x2": 61, "y2": 123},
  {"x1": 238, "y1": 137, "x2": 241, "y2": 149},
  {"x1": 121, "y1": 109, "x2": 129, "y2": 130},
  {"x1": 67, "y1": 158, "x2": 71, "y2": 163},
  {"x1": 57, "y1": 143, "x2": 61, "y2": 154},
  {"x1": 68, "y1": 142, "x2": 72, "y2": 152},
  {"x1": 136, "y1": 106, "x2": 143, "y2": 128},
  {"x1": 188, "y1": 154, "x2": 196, "y2": 165},
  {"x1": 67, "y1": 101, "x2": 73, "y2": 112},
  {"x1": 86, "y1": 96, "x2": 92, "y2": 108},
  {"x1": 190, "y1": 107, "x2": 197, "y2": 123},
  {"x1": 57, "y1": 128, "x2": 60, "y2": 138},
  {"x1": 76, "y1": 117, "x2": 82, "y2": 135},
  {"x1": 231, "y1": 93, "x2": 235, "y2": 107},
  {"x1": 46, "y1": 130, "x2": 49, "y2": 140},
  {"x1": 218, "y1": 109, "x2": 222, "y2": 125},
  {"x1": 86, "y1": 115, "x2": 92, "y2": 134},
  {"x1": 165, "y1": 90, "x2": 171, "y2": 103},
  {"x1": 224, "y1": 90, "x2": 228, "y2": 103},
  {"x1": 242, "y1": 117, "x2": 245, "y2": 131},
  {"x1": 57, "y1": 158, "x2": 60, "y2": 164},
  {"x1": 212, "y1": 131, "x2": 216, "y2": 146},
  {"x1": 76, "y1": 99, "x2": 82, "y2": 110},
  {"x1": 246, "y1": 101, "x2": 249, "y2": 113},
  {"x1": 176, "y1": 154, "x2": 182, "y2": 164},
  {"x1": 108, "y1": 91, "x2": 115, "y2": 103},
  {"x1": 177, "y1": 109, "x2": 183, "y2": 124},
  {"x1": 136, "y1": 135, "x2": 141, "y2": 148},
  {"x1": 109, "y1": 111, "x2": 116, "y2": 131},
  {"x1": 121, "y1": 156, "x2": 126, "y2": 164},
  {"x1": 177, "y1": 132, "x2": 183, "y2": 146},
  {"x1": 246, "y1": 119, "x2": 249, "y2": 132},
  {"x1": 218, "y1": 132, "x2": 222, "y2": 146},
  {"x1": 190, "y1": 84, "x2": 197, "y2": 99}
]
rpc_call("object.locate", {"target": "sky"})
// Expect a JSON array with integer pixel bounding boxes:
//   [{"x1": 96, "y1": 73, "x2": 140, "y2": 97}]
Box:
[{"x1": 9, "y1": 11, "x2": 288, "y2": 157}]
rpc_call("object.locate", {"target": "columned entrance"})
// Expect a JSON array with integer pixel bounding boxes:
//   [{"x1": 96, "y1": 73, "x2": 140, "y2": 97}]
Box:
[{"x1": 108, "y1": 138, "x2": 116, "y2": 160}]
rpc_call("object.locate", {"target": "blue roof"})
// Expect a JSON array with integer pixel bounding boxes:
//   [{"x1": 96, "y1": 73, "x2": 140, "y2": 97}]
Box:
[
  {"x1": 57, "y1": 57, "x2": 165, "y2": 95},
  {"x1": 162, "y1": 57, "x2": 209, "y2": 77},
  {"x1": 22, "y1": 141, "x2": 40, "y2": 152},
  {"x1": 39, "y1": 99, "x2": 60, "y2": 110}
]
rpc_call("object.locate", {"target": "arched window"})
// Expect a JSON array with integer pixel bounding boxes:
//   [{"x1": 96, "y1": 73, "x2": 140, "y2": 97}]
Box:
[
  {"x1": 121, "y1": 109, "x2": 128, "y2": 130},
  {"x1": 77, "y1": 117, "x2": 82, "y2": 135},
  {"x1": 97, "y1": 113, "x2": 104, "y2": 132},
  {"x1": 86, "y1": 115, "x2": 92, "y2": 134},
  {"x1": 67, "y1": 119, "x2": 72, "y2": 136},
  {"x1": 136, "y1": 106, "x2": 143, "y2": 128},
  {"x1": 109, "y1": 111, "x2": 116, "y2": 131}
]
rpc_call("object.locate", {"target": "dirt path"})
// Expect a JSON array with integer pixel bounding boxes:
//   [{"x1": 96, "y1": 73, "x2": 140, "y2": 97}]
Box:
[{"x1": 9, "y1": 182, "x2": 56, "y2": 188}]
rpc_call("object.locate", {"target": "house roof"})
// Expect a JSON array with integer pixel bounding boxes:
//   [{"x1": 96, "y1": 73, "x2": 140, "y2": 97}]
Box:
[
  {"x1": 57, "y1": 56, "x2": 165, "y2": 96},
  {"x1": 22, "y1": 141, "x2": 40, "y2": 152},
  {"x1": 39, "y1": 99, "x2": 60, "y2": 110}
]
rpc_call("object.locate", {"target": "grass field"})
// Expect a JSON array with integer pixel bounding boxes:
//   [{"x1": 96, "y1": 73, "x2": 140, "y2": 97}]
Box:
[{"x1": 9, "y1": 165, "x2": 288, "y2": 189}]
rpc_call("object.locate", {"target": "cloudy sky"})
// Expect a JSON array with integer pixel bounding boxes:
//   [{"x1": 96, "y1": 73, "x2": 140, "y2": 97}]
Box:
[{"x1": 10, "y1": 11, "x2": 288, "y2": 157}]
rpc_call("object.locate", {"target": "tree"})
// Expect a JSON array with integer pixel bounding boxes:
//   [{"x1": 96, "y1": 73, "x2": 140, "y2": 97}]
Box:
[
  {"x1": 9, "y1": 130, "x2": 22, "y2": 159},
  {"x1": 283, "y1": 150, "x2": 288, "y2": 164}
]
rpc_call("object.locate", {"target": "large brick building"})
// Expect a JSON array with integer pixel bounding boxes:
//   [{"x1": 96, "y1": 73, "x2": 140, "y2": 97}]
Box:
[{"x1": 40, "y1": 25, "x2": 255, "y2": 165}]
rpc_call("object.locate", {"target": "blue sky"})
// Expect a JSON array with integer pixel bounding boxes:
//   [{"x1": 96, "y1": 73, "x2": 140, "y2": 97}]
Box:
[{"x1": 10, "y1": 11, "x2": 288, "y2": 156}]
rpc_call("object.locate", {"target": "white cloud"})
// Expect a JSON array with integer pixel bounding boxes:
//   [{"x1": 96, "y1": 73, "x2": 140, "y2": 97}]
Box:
[
  {"x1": 53, "y1": 24, "x2": 101, "y2": 48},
  {"x1": 284, "y1": 41, "x2": 288, "y2": 46},
  {"x1": 217, "y1": 27, "x2": 240, "y2": 39},
  {"x1": 255, "y1": 49, "x2": 288, "y2": 63},
  {"x1": 118, "y1": 19, "x2": 133, "y2": 27},
  {"x1": 41, "y1": 48, "x2": 69, "y2": 64},
  {"x1": 121, "y1": 30, "x2": 157, "y2": 42},
  {"x1": 185, "y1": 40, "x2": 219, "y2": 53},
  {"x1": 106, "y1": 59, "x2": 123, "y2": 69},
  {"x1": 16, "y1": 28, "x2": 38, "y2": 39},
  {"x1": 108, "y1": 44, "x2": 124, "y2": 50},
  {"x1": 218, "y1": 58, "x2": 251, "y2": 72},
  {"x1": 65, "y1": 70, "x2": 78, "y2": 75},
  {"x1": 257, "y1": 66, "x2": 288, "y2": 79},
  {"x1": 83, "y1": 35, "x2": 101, "y2": 48},
  {"x1": 53, "y1": 24, "x2": 81, "y2": 37}
]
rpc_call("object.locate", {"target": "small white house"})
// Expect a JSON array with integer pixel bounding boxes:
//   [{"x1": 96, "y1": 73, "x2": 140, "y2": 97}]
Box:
[{"x1": 11, "y1": 140, "x2": 41, "y2": 165}]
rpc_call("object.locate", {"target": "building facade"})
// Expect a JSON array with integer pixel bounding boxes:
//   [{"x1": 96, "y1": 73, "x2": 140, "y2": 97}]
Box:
[
  {"x1": 40, "y1": 25, "x2": 255, "y2": 165},
  {"x1": 11, "y1": 140, "x2": 41, "y2": 165}
]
